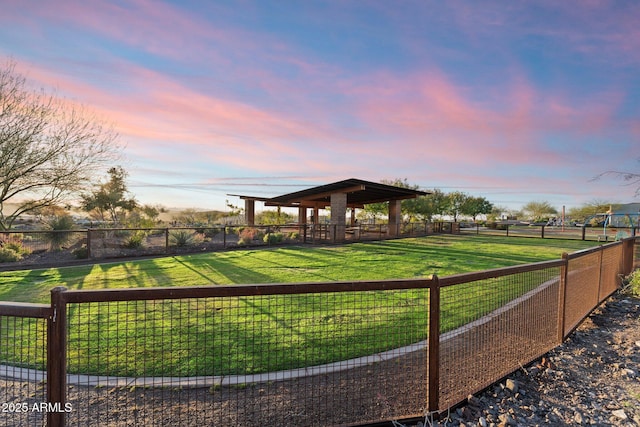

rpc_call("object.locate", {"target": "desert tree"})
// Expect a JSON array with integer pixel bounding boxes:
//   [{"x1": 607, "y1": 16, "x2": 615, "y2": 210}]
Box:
[
  {"x1": 567, "y1": 200, "x2": 613, "y2": 224},
  {"x1": 521, "y1": 201, "x2": 558, "y2": 222},
  {"x1": 0, "y1": 59, "x2": 120, "y2": 230},
  {"x1": 81, "y1": 166, "x2": 137, "y2": 224}
]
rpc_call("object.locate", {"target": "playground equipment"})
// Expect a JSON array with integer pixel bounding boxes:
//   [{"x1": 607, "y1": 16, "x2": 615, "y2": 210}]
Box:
[{"x1": 584, "y1": 212, "x2": 639, "y2": 241}]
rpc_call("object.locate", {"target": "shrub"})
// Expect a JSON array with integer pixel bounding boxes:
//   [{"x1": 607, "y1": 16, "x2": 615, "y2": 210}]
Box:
[
  {"x1": 170, "y1": 230, "x2": 205, "y2": 247},
  {"x1": 72, "y1": 246, "x2": 89, "y2": 259},
  {"x1": 623, "y1": 269, "x2": 640, "y2": 297},
  {"x1": 0, "y1": 247, "x2": 22, "y2": 263},
  {"x1": 1, "y1": 233, "x2": 23, "y2": 243},
  {"x1": 287, "y1": 231, "x2": 300, "y2": 241},
  {"x1": 122, "y1": 231, "x2": 147, "y2": 249},
  {"x1": 7, "y1": 242, "x2": 31, "y2": 257},
  {"x1": 194, "y1": 227, "x2": 217, "y2": 238},
  {"x1": 238, "y1": 227, "x2": 259, "y2": 245},
  {"x1": 263, "y1": 232, "x2": 284, "y2": 244},
  {"x1": 44, "y1": 215, "x2": 75, "y2": 250}
]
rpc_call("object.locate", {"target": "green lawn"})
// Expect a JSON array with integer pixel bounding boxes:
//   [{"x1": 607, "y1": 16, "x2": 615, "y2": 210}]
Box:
[{"x1": 0, "y1": 235, "x2": 598, "y2": 376}]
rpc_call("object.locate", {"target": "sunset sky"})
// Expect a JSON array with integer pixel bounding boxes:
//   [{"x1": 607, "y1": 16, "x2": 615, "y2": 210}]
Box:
[{"x1": 1, "y1": 1, "x2": 639, "y2": 213}]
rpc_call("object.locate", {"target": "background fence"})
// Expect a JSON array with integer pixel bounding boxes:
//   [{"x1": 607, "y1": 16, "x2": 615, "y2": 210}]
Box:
[
  {"x1": 460, "y1": 223, "x2": 638, "y2": 241},
  {"x1": 0, "y1": 237, "x2": 637, "y2": 426},
  {"x1": 0, "y1": 222, "x2": 460, "y2": 267},
  {"x1": 2, "y1": 222, "x2": 635, "y2": 269}
]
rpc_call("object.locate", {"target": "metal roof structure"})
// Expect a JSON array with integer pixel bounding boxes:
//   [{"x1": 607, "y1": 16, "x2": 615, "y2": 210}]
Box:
[{"x1": 264, "y1": 178, "x2": 430, "y2": 208}]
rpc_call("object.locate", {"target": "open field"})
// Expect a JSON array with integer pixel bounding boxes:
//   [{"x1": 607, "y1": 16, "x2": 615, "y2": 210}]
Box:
[{"x1": 1, "y1": 235, "x2": 599, "y2": 376}]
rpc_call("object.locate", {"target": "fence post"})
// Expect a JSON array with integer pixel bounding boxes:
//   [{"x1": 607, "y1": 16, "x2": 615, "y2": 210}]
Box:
[
  {"x1": 428, "y1": 275, "x2": 441, "y2": 413},
  {"x1": 506, "y1": 224, "x2": 509, "y2": 237},
  {"x1": 581, "y1": 226, "x2": 586, "y2": 241},
  {"x1": 86, "y1": 229, "x2": 92, "y2": 259},
  {"x1": 623, "y1": 237, "x2": 636, "y2": 274},
  {"x1": 597, "y1": 245, "x2": 605, "y2": 304},
  {"x1": 541, "y1": 225, "x2": 545, "y2": 239},
  {"x1": 557, "y1": 253, "x2": 569, "y2": 343},
  {"x1": 47, "y1": 286, "x2": 68, "y2": 427},
  {"x1": 165, "y1": 228, "x2": 170, "y2": 254}
]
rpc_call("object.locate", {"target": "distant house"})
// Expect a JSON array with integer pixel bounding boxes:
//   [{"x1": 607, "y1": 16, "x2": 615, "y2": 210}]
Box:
[
  {"x1": 612, "y1": 203, "x2": 640, "y2": 215},
  {"x1": 607, "y1": 203, "x2": 640, "y2": 228}
]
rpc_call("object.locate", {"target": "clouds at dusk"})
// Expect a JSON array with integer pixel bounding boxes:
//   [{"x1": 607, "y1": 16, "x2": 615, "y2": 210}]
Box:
[{"x1": 1, "y1": 0, "x2": 638, "y2": 210}]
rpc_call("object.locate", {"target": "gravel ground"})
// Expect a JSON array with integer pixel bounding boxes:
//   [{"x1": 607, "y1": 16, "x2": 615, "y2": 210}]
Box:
[{"x1": 408, "y1": 291, "x2": 640, "y2": 427}]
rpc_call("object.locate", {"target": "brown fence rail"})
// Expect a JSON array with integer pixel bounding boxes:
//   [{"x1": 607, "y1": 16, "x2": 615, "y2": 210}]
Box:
[{"x1": 0, "y1": 238, "x2": 636, "y2": 426}]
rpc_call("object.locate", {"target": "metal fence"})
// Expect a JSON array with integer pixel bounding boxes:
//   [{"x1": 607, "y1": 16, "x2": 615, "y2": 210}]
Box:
[
  {"x1": 1, "y1": 223, "x2": 460, "y2": 268},
  {"x1": 460, "y1": 223, "x2": 638, "y2": 241},
  {"x1": 0, "y1": 303, "x2": 50, "y2": 427},
  {"x1": 0, "y1": 237, "x2": 636, "y2": 426}
]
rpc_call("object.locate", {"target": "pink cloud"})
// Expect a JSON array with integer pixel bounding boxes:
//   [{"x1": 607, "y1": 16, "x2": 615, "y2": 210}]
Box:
[
  {"x1": 17, "y1": 59, "x2": 373, "y2": 177},
  {"x1": 345, "y1": 67, "x2": 628, "y2": 173}
]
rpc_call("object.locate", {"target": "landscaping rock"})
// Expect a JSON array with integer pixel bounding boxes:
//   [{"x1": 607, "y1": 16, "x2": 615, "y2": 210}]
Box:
[{"x1": 405, "y1": 292, "x2": 640, "y2": 427}]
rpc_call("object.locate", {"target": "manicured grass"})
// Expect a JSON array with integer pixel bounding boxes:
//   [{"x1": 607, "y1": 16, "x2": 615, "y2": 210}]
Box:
[
  {"x1": 0, "y1": 235, "x2": 596, "y2": 302},
  {"x1": 0, "y1": 235, "x2": 598, "y2": 376}
]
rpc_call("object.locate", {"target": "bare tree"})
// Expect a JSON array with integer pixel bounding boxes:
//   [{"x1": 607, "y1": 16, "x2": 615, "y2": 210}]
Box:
[
  {"x1": 595, "y1": 159, "x2": 640, "y2": 197},
  {"x1": 0, "y1": 59, "x2": 121, "y2": 230}
]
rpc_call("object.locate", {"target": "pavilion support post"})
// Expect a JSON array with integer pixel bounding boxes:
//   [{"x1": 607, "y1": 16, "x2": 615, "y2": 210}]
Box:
[
  {"x1": 331, "y1": 193, "x2": 347, "y2": 242},
  {"x1": 298, "y1": 207, "x2": 307, "y2": 225},
  {"x1": 244, "y1": 199, "x2": 255, "y2": 226},
  {"x1": 388, "y1": 199, "x2": 402, "y2": 237},
  {"x1": 299, "y1": 206, "x2": 307, "y2": 243}
]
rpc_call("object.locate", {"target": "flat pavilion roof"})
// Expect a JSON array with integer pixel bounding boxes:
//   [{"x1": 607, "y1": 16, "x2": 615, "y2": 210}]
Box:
[{"x1": 233, "y1": 178, "x2": 430, "y2": 209}]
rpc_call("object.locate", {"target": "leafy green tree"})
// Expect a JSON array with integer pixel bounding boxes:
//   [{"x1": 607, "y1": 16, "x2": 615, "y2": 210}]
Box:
[
  {"x1": 462, "y1": 196, "x2": 493, "y2": 221},
  {"x1": 80, "y1": 166, "x2": 137, "y2": 224},
  {"x1": 361, "y1": 178, "x2": 414, "y2": 221},
  {"x1": 487, "y1": 205, "x2": 519, "y2": 222},
  {"x1": 521, "y1": 201, "x2": 558, "y2": 222},
  {"x1": 428, "y1": 189, "x2": 451, "y2": 220},
  {"x1": 225, "y1": 200, "x2": 244, "y2": 217},
  {"x1": 0, "y1": 59, "x2": 120, "y2": 230},
  {"x1": 403, "y1": 196, "x2": 433, "y2": 221},
  {"x1": 446, "y1": 191, "x2": 470, "y2": 222},
  {"x1": 256, "y1": 209, "x2": 294, "y2": 225}
]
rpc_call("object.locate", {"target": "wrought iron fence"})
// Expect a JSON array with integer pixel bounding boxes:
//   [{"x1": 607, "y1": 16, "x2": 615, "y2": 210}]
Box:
[{"x1": 0, "y1": 237, "x2": 636, "y2": 426}]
